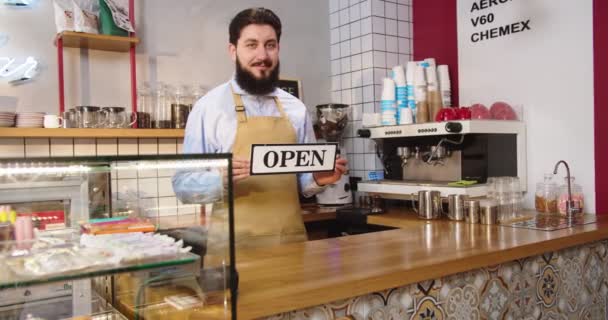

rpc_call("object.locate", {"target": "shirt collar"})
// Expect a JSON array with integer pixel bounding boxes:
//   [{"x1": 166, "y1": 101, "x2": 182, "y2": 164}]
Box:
[{"x1": 230, "y1": 76, "x2": 280, "y2": 97}]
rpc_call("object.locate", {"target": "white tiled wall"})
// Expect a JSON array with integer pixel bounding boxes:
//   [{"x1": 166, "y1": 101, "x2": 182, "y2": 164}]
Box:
[
  {"x1": 329, "y1": 0, "x2": 412, "y2": 179},
  {"x1": 0, "y1": 137, "x2": 194, "y2": 219}
]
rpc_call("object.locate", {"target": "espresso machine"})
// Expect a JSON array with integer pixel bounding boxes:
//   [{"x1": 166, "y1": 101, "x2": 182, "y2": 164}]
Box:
[
  {"x1": 315, "y1": 104, "x2": 353, "y2": 206},
  {"x1": 356, "y1": 120, "x2": 527, "y2": 199}
]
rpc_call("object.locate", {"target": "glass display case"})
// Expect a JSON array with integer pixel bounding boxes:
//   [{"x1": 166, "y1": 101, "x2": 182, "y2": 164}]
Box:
[{"x1": 0, "y1": 154, "x2": 236, "y2": 320}]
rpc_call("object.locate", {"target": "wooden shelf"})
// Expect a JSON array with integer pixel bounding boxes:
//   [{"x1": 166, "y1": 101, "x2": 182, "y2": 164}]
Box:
[
  {"x1": 0, "y1": 128, "x2": 184, "y2": 138},
  {"x1": 55, "y1": 31, "x2": 139, "y2": 52}
]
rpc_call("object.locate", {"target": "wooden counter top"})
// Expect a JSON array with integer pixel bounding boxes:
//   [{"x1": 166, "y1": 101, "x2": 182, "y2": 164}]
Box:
[{"x1": 236, "y1": 209, "x2": 608, "y2": 319}]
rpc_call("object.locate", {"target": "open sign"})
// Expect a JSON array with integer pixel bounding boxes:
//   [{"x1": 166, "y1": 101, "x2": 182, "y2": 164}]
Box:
[{"x1": 250, "y1": 144, "x2": 337, "y2": 175}]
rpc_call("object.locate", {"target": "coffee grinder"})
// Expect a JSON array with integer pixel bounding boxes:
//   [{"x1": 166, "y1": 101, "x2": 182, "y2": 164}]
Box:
[{"x1": 315, "y1": 104, "x2": 353, "y2": 206}]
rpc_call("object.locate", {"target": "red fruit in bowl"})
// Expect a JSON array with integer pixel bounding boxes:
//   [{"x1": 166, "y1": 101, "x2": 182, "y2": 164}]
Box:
[
  {"x1": 456, "y1": 107, "x2": 471, "y2": 120},
  {"x1": 435, "y1": 107, "x2": 458, "y2": 122},
  {"x1": 490, "y1": 101, "x2": 518, "y2": 120},
  {"x1": 470, "y1": 103, "x2": 490, "y2": 119}
]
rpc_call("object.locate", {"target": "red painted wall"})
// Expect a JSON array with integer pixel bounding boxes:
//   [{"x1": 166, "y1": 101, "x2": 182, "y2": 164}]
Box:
[
  {"x1": 412, "y1": 0, "x2": 459, "y2": 106},
  {"x1": 594, "y1": 0, "x2": 608, "y2": 214}
]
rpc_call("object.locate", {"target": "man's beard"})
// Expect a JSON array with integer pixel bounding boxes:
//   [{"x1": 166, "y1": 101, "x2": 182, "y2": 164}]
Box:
[{"x1": 235, "y1": 58, "x2": 280, "y2": 95}]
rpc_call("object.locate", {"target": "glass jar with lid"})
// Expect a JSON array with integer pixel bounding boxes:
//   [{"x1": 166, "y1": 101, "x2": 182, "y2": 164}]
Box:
[
  {"x1": 153, "y1": 83, "x2": 171, "y2": 129},
  {"x1": 137, "y1": 82, "x2": 152, "y2": 128},
  {"x1": 557, "y1": 176, "x2": 585, "y2": 215},
  {"x1": 535, "y1": 173, "x2": 558, "y2": 213},
  {"x1": 171, "y1": 85, "x2": 192, "y2": 129}
]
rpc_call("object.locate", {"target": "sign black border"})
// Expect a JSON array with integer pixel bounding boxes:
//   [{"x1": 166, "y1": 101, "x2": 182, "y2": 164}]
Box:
[{"x1": 249, "y1": 143, "x2": 338, "y2": 175}]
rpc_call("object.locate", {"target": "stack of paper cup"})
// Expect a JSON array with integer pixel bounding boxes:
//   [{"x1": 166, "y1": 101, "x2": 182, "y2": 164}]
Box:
[
  {"x1": 406, "y1": 61, "x2": 417, "y2": 119},
  {"x1": 381, "y1": 78, "x2": 397, "y2": 126},
  {"x1": 438, "y1": 65, "x2": 451, "y2": 107},
  {"x1": 392, "y1": 65, "x2": 408, "y2": 124}
]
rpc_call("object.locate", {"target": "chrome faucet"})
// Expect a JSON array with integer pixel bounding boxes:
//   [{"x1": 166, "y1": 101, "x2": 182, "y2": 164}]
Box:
[{"x1": 553, "y1": 160, "x2": 582, "y2": 217}]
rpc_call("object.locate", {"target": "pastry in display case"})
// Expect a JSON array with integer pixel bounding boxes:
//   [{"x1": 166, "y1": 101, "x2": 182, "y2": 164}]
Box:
[{"x1": 0, "y1": 154, "x2": 236, "y2": 320}]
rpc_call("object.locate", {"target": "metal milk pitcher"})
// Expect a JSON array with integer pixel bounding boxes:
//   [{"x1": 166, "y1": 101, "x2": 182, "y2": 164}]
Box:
[{"x1": 411, "y1": 190, "x2": 442, "y2": 220}]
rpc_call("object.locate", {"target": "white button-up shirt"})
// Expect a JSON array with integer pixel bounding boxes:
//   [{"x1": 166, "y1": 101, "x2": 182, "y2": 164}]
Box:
[{"x1": 173, "y1": 78, "x2": 325, "y2": 202}]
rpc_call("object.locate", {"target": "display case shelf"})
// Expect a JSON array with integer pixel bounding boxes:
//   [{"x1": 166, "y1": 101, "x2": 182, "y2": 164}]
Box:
[
  {"x1": 0, "y1": 128, "x2": 185, "y2": 138},
  {"x1": 0, "y1": 252, "x2": 199, "y2": 289},
  {"x1": 55, "y1": 31, "x2": 139, "y2": 52}
]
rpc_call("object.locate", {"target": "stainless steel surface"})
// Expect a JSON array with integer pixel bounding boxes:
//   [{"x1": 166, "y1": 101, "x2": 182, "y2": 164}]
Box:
[
  {"x1": 447, "y1": 194, "x2": 467, "y2": 221},
  {"x1": 402, "y1": 150, "x2": 462, "y2": 182},
  {"x1": 412, "y1": 190, "x2": 442, "y2": 220},
  {"x1": 480, "y1": 204, "x2": 498, "y2": 224},
  {"x1": 553, "y1": 160, "x2": 583, "y2": 216},
  {"x1": 464, "y1": 199, "x2": 480, "y2": 224},
  {"x1": 502, "y1": 214, "x2": 597, "y2": 231}
]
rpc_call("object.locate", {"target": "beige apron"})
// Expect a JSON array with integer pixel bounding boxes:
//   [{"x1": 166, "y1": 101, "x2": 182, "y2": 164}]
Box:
[{"x1": 228, "y1": 87, "x2": 307, "y2": 248}]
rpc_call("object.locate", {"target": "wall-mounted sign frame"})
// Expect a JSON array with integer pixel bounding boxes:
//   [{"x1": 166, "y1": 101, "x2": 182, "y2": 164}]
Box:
[{"x1": 278, "y1": 78, "x2": 302, "y2": 100}]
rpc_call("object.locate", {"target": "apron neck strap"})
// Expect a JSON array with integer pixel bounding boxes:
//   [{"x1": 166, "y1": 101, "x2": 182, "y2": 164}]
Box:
[{"x1": 230, "y1": 84, "x2": 286, "y2": 123}]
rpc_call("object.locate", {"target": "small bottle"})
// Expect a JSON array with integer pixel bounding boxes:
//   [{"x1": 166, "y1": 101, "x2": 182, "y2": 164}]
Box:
[
  {"x1": 137, "y1": 82, "x2": 152, "y2": 128},
  {"x1": 153, "y1": 83, "x2": 172, "y2": 129},
  {"x1": 535, "y1": 174, "x2": 558, "y2": 213},
  {"x1": 558, "y1": 176, "x2": 584, "y2": 215},
  {"x1": 406, "y1": 61, "x2": 417, "y2": 120}
]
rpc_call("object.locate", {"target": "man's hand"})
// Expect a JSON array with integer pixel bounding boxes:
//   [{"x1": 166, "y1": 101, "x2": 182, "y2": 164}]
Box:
[
  {"x1": 232, "y1": 157, "x2": 251, "y2": 184},
  {"x1": 313, "y1": 156, "x2": 348, "y2": 186}
]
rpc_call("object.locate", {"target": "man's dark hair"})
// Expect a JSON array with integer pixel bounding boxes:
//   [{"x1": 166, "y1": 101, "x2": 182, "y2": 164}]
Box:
[{"x1": 229, "y1": 8, "x2": 282, "y2": 45}]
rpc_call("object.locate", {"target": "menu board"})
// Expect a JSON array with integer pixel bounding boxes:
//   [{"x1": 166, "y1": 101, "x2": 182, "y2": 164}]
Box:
[{"x1": 278, "y1": 78, "x2": 302, "y2": 99}]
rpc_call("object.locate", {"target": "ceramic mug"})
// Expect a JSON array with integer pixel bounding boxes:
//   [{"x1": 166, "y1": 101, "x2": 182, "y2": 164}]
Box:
[{"x1": 43, "y1": 114, "x2": 63, "y2": 128}]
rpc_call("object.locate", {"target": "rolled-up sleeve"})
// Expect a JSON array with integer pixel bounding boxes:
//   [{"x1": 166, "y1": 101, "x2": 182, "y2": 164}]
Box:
[{"x1": 172, "y1": 99, "x2": 224, "y2": 204}]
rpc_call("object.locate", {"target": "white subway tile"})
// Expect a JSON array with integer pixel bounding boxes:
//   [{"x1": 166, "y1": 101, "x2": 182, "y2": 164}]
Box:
[
  {"x1": 340, "y1": 24, "x2": 351, "y2": 42},
  {"x1": 375, "y1": 101, "x2": 382, "y2": 112},
  {"x1": 350, "y1": 20, "x2": 361, "y2": 38},
  {"x1": 341, "y1": 89, "x2": 353, "y2": 105},
  {"x1": 386, "y1": 35, "x2": 398, "y2": 53},
  {"x1": 364, "y1": 102, "x2": 375, "y2": 114},
  {"x1": 0, "y1": 138, "x2": 24, "y2": 158},
  {"x1": 25, "y1": 138, "x2": 49, "y2": 158},
  {"x1": 73, "y1": 138, "x2": 95, "y2": 156},
  {"x1": 360, "y1": 0, "x2": 371, "y2": 18},
  {"x1": 397, "y1": 0, "x2": 410, "y2": 4},
  {"x1": 365, "y1": 153, "x2": 378, "y2": 170},
  {"x1": 398, "y1": 21, "x2": 410, "y2": 38},
  {"x1": 372, "y1": 16, "x2": 385, "y2": 34},
  {"x1": 371, "y1": 0, "x2": 385, "y2": 16},
  {"x1": 157, "y1": 196, "x2": 178, "y2": 216},
  {"x1": 332, "y1": 75, "x2": 342, "y2": 91},
  {"x1": 330, "y1": 0, "x2": 340, "y2": 13},
  {"x1": 340, "y1": 40, "x2": 351, "y2": 58},
  {"x1": 372, "y1": 34, "x2": 386, "y2": 51},
  {"x1": 50, "y1": 138, "x2": 74, "y2": 157},
  {"x1": 118, "y1": 138, "x2": 138, "y2": 155},
  {"x1": 330, "y1": 12, "x2": 340, "y2": 29},
  {"x1": 350, "y1": 0, "x2": 360, "y2": 6},
  {"x1": 352, "y1": 102, "x2": 363, "y2": 120},
  {"x1": 341, "y1": 73, "x2": 352, "y2": 90},
  {"x1": 332, "y1": 60, "x2": 341, "y2": 76},
  {"x1": 351, "y1": 37, "x2": 362, "y2": 55},
  {"x1": 349, "y1": 3, "x2": 361, "y2": 22},
  {"x1": 340, "y1": 0, "x2": 350, "y2": 10},
  {"x1": 158, "y1": 177, "x2": 175, "y2": 197},
  {"x1": 363, "y1": 138, "x2": 376, "y2": 153},
  {"x1": 332, "y1": 91, "x2": 342, "y2": 103},
  {"x1": 138, "y1": 177, "x2": 158, "y2": 198},
  {"x1": 373, "y1": 51, "x2": 386, "y2": 68},
  {"x1": 399, "y1": 54, "x2": 409, "y2": 65},
  {"x1": 177, "y1": 138, "x2": 184, "y2": 154},
  {"x1": 344, "y1": 121, "x2": 353, "y2": 138},
  {"x1": 138, "y1": 164, "x2": 157, "y2": 178},
  {"x1": 159, "y1": 138, "x2": 177, "y2": 155},
  {"x1": 361, "y1": 17, "x2": 372, "y2": 35},
  {"x1": 352, "y1": 88, "x2": 363, "y2": 105},
  {"x1": 331, "y1": 43, "x2": 341, "y2": 60},
  {"x1": 339, "y1": 8, "x2": 350, "y2": 26},
  {"x1": 362, "y1": 68, "x2": 374, "y2": 85},
  {"x1": 353, "y1": 154, "x2": 365, "y2": 170},
  {"x1": 362, "y1": 34, "x2": 373, "y2": 52},
  {"x1": 385, "y1": 2, "x2": 397, "y2": 19},
  {"x1": 385, "y1": 18, "x2": 397, "y2": 36},
  {"x1": 354, "y1": 138, "x2": 365, "y2": 153},
  {"x1": 373, "y1": 82, "x2": 384, "y2": 100},
  {"x1": 341, "y1": 57, "x2": 351, "y2": 73},
  {"x1": 97, "y1": 138, "x2": 118, "y2": 156},
  {"x1": 158, "y1": 167, "x2": 176, "y2": 177},
  {"x1": 331, "y1": 28, "x2": 340, "y2": 44},
  {"x1": 344, "y1": 137, "x2": 354, "y2": 154},
  {"x1": 352, "y1": 70, "x2": 363, "y2": 89},
  {"x1": 363, "y1": 85, "x2": 375, "y2": 102},
  {"x1": 177, "y1": 199, "x2": 196, "y2": 215},
  {"x1": 397, "y1": 4, "x2": 409, "y2": 21},
  {"x1": 398, "y1": 38, "x2": 411, "y2": 54},
  {"x1": 351, "y1": 54, "x2": 362, "y2": 71},
  {"x1": 387, "y1": 52, "x2": 399, "y2": 69},
  {"x1": 139, "y1": 138, "x2": 158, "y2": 155},
  {"x1": 116, "y1": 179, "x2": 137, "y2": 198}
]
